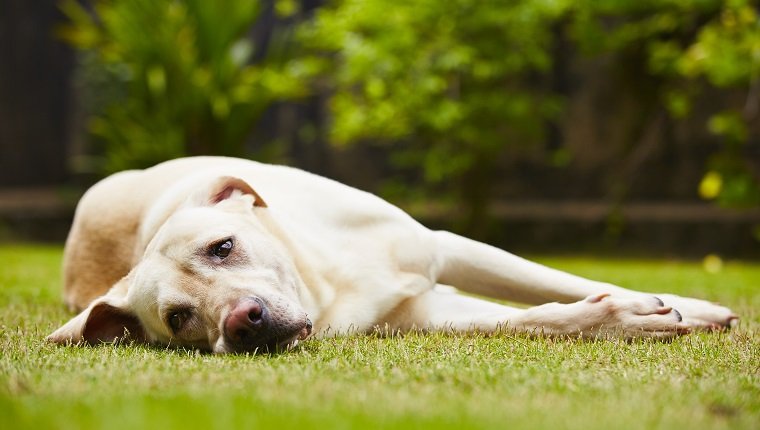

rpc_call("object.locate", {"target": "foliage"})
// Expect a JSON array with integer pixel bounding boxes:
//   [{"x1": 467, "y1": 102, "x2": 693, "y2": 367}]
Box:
[
  {"x1": 301, "y1": 0, "x2": 760, "y2": 220},
  {"x1": 573, "y1": 0, "x2": 760, "y2": 207},
  {"x1": 299, "y1": 0, "x2": 566, "y2": 229},
  {"x1": 685, "y1": 0, "x2": 760, "y2": 208},
  {"x1": 59, "y1": 0, "x2": 759, "y2": 220},
  {"x1": 59, "y1": 0, "x2": 307, "y2": 173},
  {"x1": 1, "y1": 245, "x2": 760, "y2": 429}
]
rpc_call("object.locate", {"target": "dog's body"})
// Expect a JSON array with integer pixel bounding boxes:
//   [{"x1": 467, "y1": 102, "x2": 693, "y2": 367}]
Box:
[{"x1": 49, "y1": 157, "x2": 737, "y2": 353}]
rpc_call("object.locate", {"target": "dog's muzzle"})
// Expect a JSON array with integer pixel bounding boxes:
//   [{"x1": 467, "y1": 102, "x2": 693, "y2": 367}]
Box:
[{"x1": 223, "y1": 296, "x2": 311, "y2": 353}]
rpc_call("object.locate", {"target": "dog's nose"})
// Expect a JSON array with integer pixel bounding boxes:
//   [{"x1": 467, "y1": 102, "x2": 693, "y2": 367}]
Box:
[{"x1": 224, "y1": 297, "x2": 268, "y2": 344}]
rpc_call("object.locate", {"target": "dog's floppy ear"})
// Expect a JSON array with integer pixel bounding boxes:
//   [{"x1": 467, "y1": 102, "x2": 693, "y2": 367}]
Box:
[
  {"x1": 47, "y1": 283, "x2": 145, "y2": 346},
  {"x1": 189, "y1": 175, "x2": 267, "y2": 208}
]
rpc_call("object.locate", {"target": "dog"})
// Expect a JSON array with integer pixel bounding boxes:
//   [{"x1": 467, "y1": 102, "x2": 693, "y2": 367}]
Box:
[{"x1": 47, "y1": 157, "x2": 738, "y2": 353}]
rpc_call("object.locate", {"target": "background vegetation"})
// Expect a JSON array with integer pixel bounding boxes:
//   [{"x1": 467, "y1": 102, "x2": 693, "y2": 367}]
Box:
[
  {"x1": 59, "y1": 0, "x2": 760, "y2": 228},
  {"x1": 59, "y1": 0, "x2": 310, "y2": 172}
]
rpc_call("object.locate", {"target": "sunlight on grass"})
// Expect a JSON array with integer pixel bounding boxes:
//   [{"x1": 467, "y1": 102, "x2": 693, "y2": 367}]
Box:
[{"x1": 1, "y1": 245, "x2": 758, "y2": 430}]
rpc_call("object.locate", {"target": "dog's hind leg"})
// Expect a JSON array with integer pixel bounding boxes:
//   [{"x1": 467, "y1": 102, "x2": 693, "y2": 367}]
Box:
[
  {"x1": 430, "y1": 231, "x2": 737, "y2": 329},
  {"x1": 431, "y1": 231, "x2": 630, "y2": 305}
]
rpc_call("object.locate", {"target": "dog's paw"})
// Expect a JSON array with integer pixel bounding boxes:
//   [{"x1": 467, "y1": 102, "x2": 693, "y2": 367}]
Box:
[
  {"x1": 655, "y1": 294, "x2": 738, "y2": 330},
  {"x1": 580, "y1": 294, "x2": 691, "y2": 339}
]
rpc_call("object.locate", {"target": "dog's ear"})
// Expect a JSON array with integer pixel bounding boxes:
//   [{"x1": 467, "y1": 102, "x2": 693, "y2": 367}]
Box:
[
  {"x1": 190, "y1": 175, "x2": 267, "y2": 208},
  {"x1": 47, "y1": 284, "x2": 145, "y2": 346}
]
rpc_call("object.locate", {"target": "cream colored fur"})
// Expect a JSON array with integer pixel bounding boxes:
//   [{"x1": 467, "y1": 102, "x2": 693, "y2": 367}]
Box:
[{"x1": 48, "y1": 157, "x2": 738, "y2": 353}]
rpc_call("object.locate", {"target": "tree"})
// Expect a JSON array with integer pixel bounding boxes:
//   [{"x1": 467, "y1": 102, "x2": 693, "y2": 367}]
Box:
[
  {"x1": 300, "y1": 0, "x2": 566, "y2": 232},
  {"x1": 301, "y1": 0, "x2": 759, "y2": 234}
]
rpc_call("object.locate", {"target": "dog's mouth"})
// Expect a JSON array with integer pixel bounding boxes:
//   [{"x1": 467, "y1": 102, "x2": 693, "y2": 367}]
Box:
[
  {"x1": 276, "y1": 321, "x2": 313, "y2": 351},
  {"x1": 226, "y1": 317, "x2": 313, "y2": 354}
]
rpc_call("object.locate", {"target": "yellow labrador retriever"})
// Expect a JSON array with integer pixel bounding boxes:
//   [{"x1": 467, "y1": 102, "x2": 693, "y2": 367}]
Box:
[{"x1": 48, "y1": 157, "x2": 738, "y2": 353}]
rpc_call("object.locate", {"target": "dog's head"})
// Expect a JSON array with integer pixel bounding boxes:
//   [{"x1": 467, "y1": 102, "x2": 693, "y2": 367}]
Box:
[{"x1": 47, "y1": 176, "x2": 312, "y2": 353}]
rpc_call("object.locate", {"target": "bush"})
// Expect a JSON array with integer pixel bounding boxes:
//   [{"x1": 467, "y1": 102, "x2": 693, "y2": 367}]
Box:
[
  {"x1": 300, "y1": 0, "x2": 760, "y2": 218},
  {"x1": 59, "y1": 0, "x2": 307, "y2": 173},
  {"x1": 61, "y1": 0, "x2": 759, "y2": 221}
]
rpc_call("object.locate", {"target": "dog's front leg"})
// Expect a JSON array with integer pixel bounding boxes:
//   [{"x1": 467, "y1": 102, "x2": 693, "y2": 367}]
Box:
[
  {"x1": 388, "y1": 289, "x2": 690, "y2": 340},
  {"x1": 430, "y1": 231, "x2": 737, "y2": 329}
]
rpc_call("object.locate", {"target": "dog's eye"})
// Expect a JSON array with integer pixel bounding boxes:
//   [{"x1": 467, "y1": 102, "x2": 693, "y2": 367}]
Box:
[
  {"x1": 212, "y1": 239, "x2": 233, "y2": 259},
  {"x1": 168, "y1": 310, "x2": 190, "y2": 333}
]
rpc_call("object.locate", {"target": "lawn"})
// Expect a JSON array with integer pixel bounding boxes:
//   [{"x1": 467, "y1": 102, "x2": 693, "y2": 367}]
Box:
[{"x1": 1, "y1": 244, "x2": 758, "y2": 430}]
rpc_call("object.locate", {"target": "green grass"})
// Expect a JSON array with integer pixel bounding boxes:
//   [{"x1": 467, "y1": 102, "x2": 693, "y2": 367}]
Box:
[{"x1": 1, "y1": 244, "x2": 758, "y2": 430}]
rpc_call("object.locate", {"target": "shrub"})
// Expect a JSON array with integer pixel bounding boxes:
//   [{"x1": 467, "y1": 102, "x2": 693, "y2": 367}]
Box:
[{"x1": 59, "y1": 0, "x2": 307, "y2": 173}]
